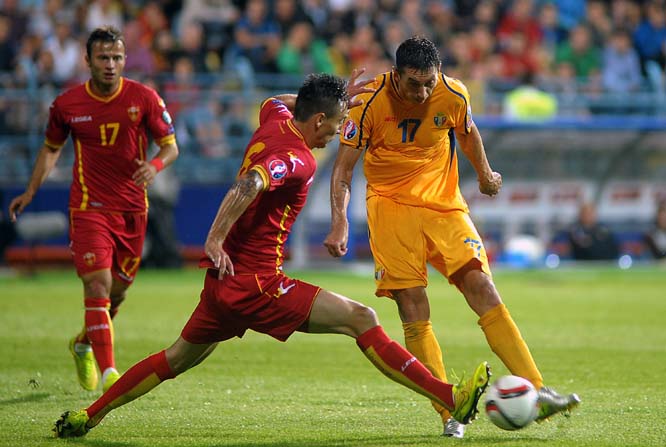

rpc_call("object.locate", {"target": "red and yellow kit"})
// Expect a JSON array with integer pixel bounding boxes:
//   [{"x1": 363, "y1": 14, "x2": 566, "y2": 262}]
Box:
[
  {"x1": 45, "y1": 77, "x2": 176, "y2": 213},
  {"x1": 192, "y1": 98, "x2": 321, "y2": 342}
]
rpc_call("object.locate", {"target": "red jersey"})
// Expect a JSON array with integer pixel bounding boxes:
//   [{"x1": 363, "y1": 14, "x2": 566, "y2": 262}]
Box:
[
  {"x1": 201, "y1": 98, "x2": 316, "y2": 274},
  {"x1": 45, "y1": 77, "x2": 177, "y2": 213}
]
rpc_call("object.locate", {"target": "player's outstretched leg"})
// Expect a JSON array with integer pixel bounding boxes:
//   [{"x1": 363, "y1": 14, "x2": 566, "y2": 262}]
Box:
[
  {"x1": 69, "y1": 335, "x2": 98, "y2": 391},
  {"x1": 536, "y1": 387, "x2": 581, "y2": 422},
  {"x1": 451, "y1": 361, "x2": 491, "y2": 425}
]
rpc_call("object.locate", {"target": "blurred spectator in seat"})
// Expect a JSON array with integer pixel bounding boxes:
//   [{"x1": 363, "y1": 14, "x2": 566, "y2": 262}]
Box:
[
  {"x1": 174, "y1": 21, "x2": 209, "y2": 73},
  {"x1": 601, "y1": 28, "x2": 642, "y2": 94},
  {"x1": 276, "y1": 21, "x2": 334, "y2": 75},
  {"x1": 85, "y1": 0, "x2": 124, "y2": 33},
  {"x1": 567, "y1": 202, "x2": 619, "y2": 261},
  {"x1": 273, "y1": 0, "x2": 311, "y2": 37},
  {"x1": 222, "y1": 96, "x2": 253, "y2": 156},
  {"x1": 550, "y1": 0, "x2": 586, "y2": 31},
  {"x1": 555, "y1": 24, "x2": 601, "y2": 79},
  {"x1": 178, "y1": 98, "x2": 229, "y2": 158},
  {"x1": 0, "y1": 14, "x2": 16, "y2": 72},
  {"x1": 503, "y1": 71, "x2": 558, "y2": 121},
  {"x1": 123, "y1": 19, "x2": 156, "y2": 76},
  {"x1": 44, "y1": 13, "x2": 81, "y2": 85},
  {"x1": 538, "y1": 2, "x2": 568, "y2": 51},
  {"x1": 609, "y1": 0, "x2": 641, "y2": 31},
  {"x1": 497, "y1": 0, "x2": 543, "y2": 51},
  {"x1": 644, "y1": 200, "x2": 666, "y2": 260},
  {"x1": 633, "y1": 1, "x2": 666, "y2": 85},
  {"x1": 230, "y1": 0, "x2": 280, "y2": 73},
  {"x1": 585, "y1": 0, "x2": 613, "y2": 48},
  {"x1": 163, "y1": 56, "x2": 200, "y2": 120},
  {"x1": 498, "y1": 32, "x2": 538, "y2": 80}
]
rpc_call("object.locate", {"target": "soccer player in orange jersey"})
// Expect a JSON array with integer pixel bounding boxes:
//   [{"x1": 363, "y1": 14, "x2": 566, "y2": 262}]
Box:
[
  {"x1": 324, "y1": 36, "x2": 580, "y2": 438},
  {"x1": 9, "y1": 27, "x2": 179, "y2": 393},
  {"x1": 53, "y1": 72, "x2": 492, "y2": 439}
]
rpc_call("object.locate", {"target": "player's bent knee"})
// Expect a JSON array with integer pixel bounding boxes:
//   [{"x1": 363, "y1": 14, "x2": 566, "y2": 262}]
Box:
[{"x1": 348, "y1": 303, "x2": 379, "y2": 336}]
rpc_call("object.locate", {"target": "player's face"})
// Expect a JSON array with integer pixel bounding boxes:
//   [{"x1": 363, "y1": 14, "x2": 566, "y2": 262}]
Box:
[
  {"x1": 313, "y1": 101, "x2": 348, "y2": 148},
  {"x1": 86, "y1": 40, "x2": 126, "y2": 94},
  {"x1": 395, "y1": 66, "x2": 439, "y2": 104}
]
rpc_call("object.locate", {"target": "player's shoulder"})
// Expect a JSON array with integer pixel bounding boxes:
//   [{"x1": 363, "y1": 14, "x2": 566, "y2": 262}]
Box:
[{"x1": 438, "y1": 74, "x2": 470, "y2": 102}]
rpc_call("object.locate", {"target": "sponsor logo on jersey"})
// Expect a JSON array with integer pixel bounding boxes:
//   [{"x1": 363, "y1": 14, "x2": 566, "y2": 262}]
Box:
[
  {"x1": 161, "y1": 110, "x2": 172, "y2": 125},
  {"x1": 433, "y1": 112, "x2": 446, "y2": 127},
  {"x1": 342, "y1": 119, "x2": 357, "y2": 140},
  {"x1": 127, "y1": 106, "x2": 140, "y2": 122},
  {"x1": 71, "y1": 115, "x2": 92, "y2": 123},
  {"x1": 83, "y1": 252, "x2": 96, "y2": 266},
  {"x1": 288, "y1": 151, "x2": 305, "y2": 172},
  {"x1": 268, "y1": 159, "x2": 288, "y2": 180}
]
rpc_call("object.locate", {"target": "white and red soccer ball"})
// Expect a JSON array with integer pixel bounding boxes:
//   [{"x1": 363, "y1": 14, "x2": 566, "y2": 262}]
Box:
[{"x1": 485, "y1": 375, "x2": 539, "y2": 431}]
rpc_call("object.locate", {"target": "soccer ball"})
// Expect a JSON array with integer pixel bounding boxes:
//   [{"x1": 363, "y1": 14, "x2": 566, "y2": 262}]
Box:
[{"x1": 485, "y1": 375, "x2": 538, "y2": 430}]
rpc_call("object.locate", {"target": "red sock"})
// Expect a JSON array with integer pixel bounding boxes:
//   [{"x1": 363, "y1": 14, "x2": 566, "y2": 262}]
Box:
[
  {"x1": 84, "y1": 298, "x2": 114, "y2": 372},
  {"x1": 87, "y1": 350, "x2": 175, "y2": 427},
  {"x1": 357, "y1": 325, "x2": 454, "y2": 410}
]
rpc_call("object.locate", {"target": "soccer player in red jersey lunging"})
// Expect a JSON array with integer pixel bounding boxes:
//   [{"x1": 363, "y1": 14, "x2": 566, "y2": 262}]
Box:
[
  {"x1": 53, "y1": 71, "x2": 491, "y2": 439},
  {"x1": 9, "y1": 27, "x2": 179, "y2": 393}
]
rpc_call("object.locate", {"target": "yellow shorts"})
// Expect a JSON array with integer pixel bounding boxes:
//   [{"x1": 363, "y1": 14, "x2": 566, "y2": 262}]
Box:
[{"x1": 367, "y1": 195, "x2": 491, "y2": 297}]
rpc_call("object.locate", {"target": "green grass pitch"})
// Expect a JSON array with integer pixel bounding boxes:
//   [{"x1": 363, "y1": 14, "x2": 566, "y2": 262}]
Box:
[{"x1": 1, "y1": 266, "x2": 665, "y2": 446}]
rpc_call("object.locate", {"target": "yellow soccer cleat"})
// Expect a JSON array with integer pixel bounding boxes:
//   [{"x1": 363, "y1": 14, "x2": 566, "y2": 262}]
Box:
[
  {"x1": 69, "y1": 337, "x2": 98, "y2": 391},
  {"x1": 102, "y1": 369, "x2": 120, "y2": 393},
  {"x1": 53, "y1": 410, "x2": 90, "y2": 438},
  {"x1": 451, "y1": 361, "x2": 491, "y2": 425}
]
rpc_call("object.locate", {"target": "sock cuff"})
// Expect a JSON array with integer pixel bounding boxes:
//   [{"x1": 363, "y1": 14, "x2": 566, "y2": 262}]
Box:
[
  {"x1": 148, "y1": 350, "x2": 176, "y2": 381},
  {"x1": 478, "y1": 303, "x2": 508, "y2": 327},
  {"x1": 356, "y1": 325, "x2": 388, "y2": 351},
  {"x1": 84, "y1": 297, "x2": 111, "y2": 309},
  {"x1": 402, "y1": 320, "x2": 433, "y2": 339}
]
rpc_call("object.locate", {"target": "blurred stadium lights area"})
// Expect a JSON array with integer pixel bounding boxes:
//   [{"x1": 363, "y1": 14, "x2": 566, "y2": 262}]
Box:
[{"x1": 1, "y1": 73, "x2": 665, "y2": 266}]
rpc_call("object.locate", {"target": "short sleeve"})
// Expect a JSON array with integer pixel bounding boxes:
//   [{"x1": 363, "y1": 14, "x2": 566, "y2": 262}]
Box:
[
  {"x1": 144, "y1": 87, "x2": 176, "y2": 146},
  {"x1": 339, "y1": 104, "x2": 368, "y2": 150},
  {"x1": 44, "y1": 100, "x2": 69, "y2": 149}
]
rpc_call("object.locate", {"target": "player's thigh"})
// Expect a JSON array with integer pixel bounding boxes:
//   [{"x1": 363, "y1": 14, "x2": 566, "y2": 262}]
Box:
[
  {"x1": 307, "y1": 289, "x2": 378, "y2": 337},
  {"x1": 367, "y1": 195, "x2": 428, "y2": 290},
  {"x1": 423, "y1": 210, "x2": 491, "y2": 280},
  {"x1": 70, "y1": 211, "x2": 115, "y2": 278},
  {"x1": 112, "y1": 213, "x2": 147, "y2": 283}
]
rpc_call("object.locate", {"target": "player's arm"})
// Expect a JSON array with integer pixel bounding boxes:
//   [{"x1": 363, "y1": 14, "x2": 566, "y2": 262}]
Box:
[
  {"x1": 8, "y1": 144, "x2": 63, "y2": 221},
  {"x1": 323, "y1": 143, "x2": 363, "y2": 257},
  {"x1": 132, "y1": 140, "x2": 179, "y2": 186},
  {"x1": 456, "y1": 122, "x2": 502, "y2": 197},
  {"x1": 205, "y1": 169, "x2": 265, "y2": 278}
]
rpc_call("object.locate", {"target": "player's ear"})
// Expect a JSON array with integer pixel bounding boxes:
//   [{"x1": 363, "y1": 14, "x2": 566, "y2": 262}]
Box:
[{"x1": 314, "y1": 112, "x2": 326, "y2": 130}]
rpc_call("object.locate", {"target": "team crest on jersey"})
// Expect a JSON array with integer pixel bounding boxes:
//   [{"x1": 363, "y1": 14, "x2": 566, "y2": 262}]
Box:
[
  {"x1": 127, "y1": 106, "x2": 140, "y2": 122},
  {"x1": 268, "y1": 159, "x2": 288, "y2": 180},
  {"x1": 83, "y1": 252, "x2": 96, "y2": 267},
  {"x1": 342, "y1": 119, "x2": 357, "y2": 140},
  {"x1": 433, "y1": 112, "x2": 446, "y2": 127}
]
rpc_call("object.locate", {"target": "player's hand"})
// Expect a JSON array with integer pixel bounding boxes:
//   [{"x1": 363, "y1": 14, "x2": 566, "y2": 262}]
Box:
[
  {"x1": 479, "y1": 171, "x2": 502, "y2": 196},
  {"x1": 8, "y1": 192, "x2": 34, "y2": 222},
  {"x1": 205, "y1": 236, "x2": 235, "y2": 278},
  {"x1": 347, "y1": 68, "x2": 375, "y2": 109},
  {"x1": 323, "y1": 225, "x2": 349, "y2": 258},
  {"x1": 132, "y1": 159, "x2": 158, "y2": 186}
]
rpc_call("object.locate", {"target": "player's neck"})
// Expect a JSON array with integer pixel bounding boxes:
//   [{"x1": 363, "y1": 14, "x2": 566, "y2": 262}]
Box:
[{"x1": 88, "y1": 78, "x2": 122, "y2": 97}]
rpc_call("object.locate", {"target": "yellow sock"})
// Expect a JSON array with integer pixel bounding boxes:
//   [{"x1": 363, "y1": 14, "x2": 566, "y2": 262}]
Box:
[
  {"x1": 403, "y1": 321, "x2": 451, "y2": 422},
  {"x1": 479, "y1": 303, "x2": 543, "y2": 389}
]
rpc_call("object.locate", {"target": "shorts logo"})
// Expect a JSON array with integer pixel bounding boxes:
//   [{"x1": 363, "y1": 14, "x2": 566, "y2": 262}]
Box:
[
  {"x1": 342, "y1": 119, "x2": 357, "y2": 140},
  {"x1": 83, "y1": 252, "x2": 96, "y2": 267},
  {"x1": 268, "y1": 159, "x2": 288, "y2": 180},
  {"x1": 463, "y1": 237, "x2": 482, "y2": 258},
  {"x1": 127, "y1": 106, "x2": 140, "y2": 122},
  {"x1": 273, "y1": 281, "x2": 296, "y2": 298}
]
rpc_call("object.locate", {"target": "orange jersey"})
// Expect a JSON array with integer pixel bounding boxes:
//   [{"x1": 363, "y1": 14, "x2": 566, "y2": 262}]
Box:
[{"x1": 340, "y1": 71, "x2": 473, "y2": 212}]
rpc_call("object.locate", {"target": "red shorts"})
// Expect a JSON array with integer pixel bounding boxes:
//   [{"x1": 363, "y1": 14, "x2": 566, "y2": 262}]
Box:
[
  {"x1": 181, "y1": 269, "x2": 321, "y2": 343},
  {"x1": 69, "y1": 210, "x2": 147, "y2": 283}
]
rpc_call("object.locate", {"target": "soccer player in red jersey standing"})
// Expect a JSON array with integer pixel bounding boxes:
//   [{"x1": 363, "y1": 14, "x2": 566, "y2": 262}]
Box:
[
  {"x1": 9, "y1": 27, "x2": 179, "y2": 393},
  {"x1": 53, "y1": 72, "x2": 492, "y2": 439}
]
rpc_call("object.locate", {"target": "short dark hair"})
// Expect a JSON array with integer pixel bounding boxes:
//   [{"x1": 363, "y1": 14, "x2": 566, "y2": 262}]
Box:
[
  {"x1": 86, "y1": 26, "x2": 125, "y2": 58},
  {"x1": 294, "y1": 73, "x2": 348, "y2": 121},
  {"x1": 395, "y1": 36, "x2": 441, "y2": 73}
]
